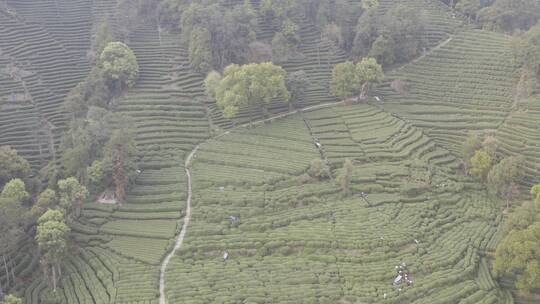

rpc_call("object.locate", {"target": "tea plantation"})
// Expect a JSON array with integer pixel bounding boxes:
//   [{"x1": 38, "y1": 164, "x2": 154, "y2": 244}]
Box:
[{"x1": 0, "y1": 0, "x2": 535, "y2": 303}]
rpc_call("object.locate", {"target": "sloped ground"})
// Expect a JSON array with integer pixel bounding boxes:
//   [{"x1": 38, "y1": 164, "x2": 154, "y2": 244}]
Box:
[
  {"x1": 165, "y1": 104, "x2": 508, "y2": 303},
  {"x1": 375, "y1": 30, "x2": 517, "y2": 156}
]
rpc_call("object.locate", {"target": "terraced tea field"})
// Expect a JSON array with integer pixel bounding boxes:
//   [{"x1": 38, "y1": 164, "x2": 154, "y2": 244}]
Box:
[
  {"x1": 375, "y1": 30, "x2": 517, "y2": 155},
  {"x1": 164, "y1": 104, "x2": 509, "y2": 303},
  {"x1": 0, "y1": 1, "x2": 530, "y2": 303}
]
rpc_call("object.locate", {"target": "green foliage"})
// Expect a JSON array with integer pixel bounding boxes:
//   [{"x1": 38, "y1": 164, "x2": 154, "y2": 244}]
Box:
[
  {"x1": 0, "y1": 197, "x2": 25, "y2": 254},
  {"x1": 189, "y1": 27, "x2": 213, "y2": 73},
  {"x1": 356, "y1": 57, "x2": 383, "y2": 98},
  {"x1": 271, "y1": 32, "x2": 292, "y2": 63},
  {"x1": 99, "y1": 42, "x2": 139, "y2": 90},
  {"x1": 494, "y1": 222, "x2": 540, "y2": 293},
  {"x1": 330, "y1": 58, "x2": 383, "y2": 100},
  {"x1": 513, "y1": 25, "x2": 540, "y2": 79},
  {"x1": 478, "y1": 0, "x2": 540, "y2": 32},
  {"x1": 215, "y1": 62, "x2": 290, "y2": 118},
  {"x1": 180, "y1": 2, "x2": 257, "y2": 70},
  {"x1": 57, "y1": 177, "x2": 88, "y2": 218},
  {"x1": 1, "y1": 294, "x2": 22, "y2": 304},
  {"x1": 103, "y1": 122, "x2": 138, "y2": 205},
  {"x1": 285, "y1": 70, "x2": 309, "y2": 104},
  {"x1": 307, "y1": 159, "x2": 331, "y2": 180},
  {"x1": 203, "y1": 70, "x2": 222, "y2": 100},
  {"x1": 260, "y1": 0, "x2": 295, "y2": 25},
  {"x1": 487, "y1": 156, "x2": 524, "y2": 195},
  {"x1": 281, "y1": 19, "x2": 300, "y2": 46},
  {"x1": 354, "y1": 5, "x2": 426, "y2": 66},
  {"x1": 40, "y1": 289, "x2": 63, "y2": 304},
  {"x1": 1, "y1": 179, "x2": 28, "y2": 202},
  {"x1": 0, "y1": 146, "x2": 31, "y2": 188},
  {"x1": 462, "y1": 133, "x2": 482, "y2": 165},
  {"x1": 61, "y1": 144, "x2": 90, "y2": 178},
  {"x1": 36, "y1": 209, "x2": 70, "y2": 291},
  {"x1": 531, "y1": 183, "x2": 540, "y2": 208},
  {"x1": 31, "y1": 189, "x2": 58, "y2": 220},
  {"x1": 88, "y1": 160, "x2": 104, "y2": 186},
  {"x1": 361, "y1": 0, "x2": 379, "y2": 11},
  {"x1": 469, "y1": 150, "x2": 492, "y2": 180},
  {"x1": 330, "y1": 61, "x2": 357, "y2": 100}
]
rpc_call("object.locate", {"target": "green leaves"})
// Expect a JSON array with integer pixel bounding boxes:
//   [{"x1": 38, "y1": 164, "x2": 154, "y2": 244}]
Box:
[
  {"x1": 330, "y1": 58, "x2": 383, "y2": 100},
  {"x1": 1, "y1": 179, "x2": 28, "y2": 202},
  {"x1": 214, "y1": 62, "x2": 290, "y2": 118},
  {"x1": 99, "y1": 42, "x2": 139, "y2": 89},
  {"x1": 469, "y1": 150, "x2": 492, "y2": 181},
  {"x1": 36, "y1": 209, "x2": 70, "y2": 265},
  {"x1": 0, "y1": 146, "x2": 31, "y2": 188}
]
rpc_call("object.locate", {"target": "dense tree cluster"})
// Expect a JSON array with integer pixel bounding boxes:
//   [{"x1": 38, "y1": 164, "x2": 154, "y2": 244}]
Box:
[
  {"x1": 204, "y1": 62, "x2": 290, "y2": 121},
  {"x1": 330, "y1": 57, "x2": 383, "y2": 101},
  {"x1": 353, "y1": 5, "x2": 427, "y2": 66},
  {"x1": 494, "y1": 185, "x2": 540, "y2": 293}
]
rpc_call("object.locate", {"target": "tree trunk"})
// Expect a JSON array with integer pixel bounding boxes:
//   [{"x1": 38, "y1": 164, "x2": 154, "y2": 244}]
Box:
[
  {"x1": 2, "y1": 255, "x2": 9, "y2": 287},
  {"x1": 52, "y1": 265, "x2": 57, "y2": 292},
  {"x1": 8, "y1": 254, "x2": 14, "y2": 282}
]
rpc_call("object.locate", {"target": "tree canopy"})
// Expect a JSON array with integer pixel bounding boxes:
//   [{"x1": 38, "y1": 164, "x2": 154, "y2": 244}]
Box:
[
  {"x1": 99, "y1": 42, "x2": 139, "y2": 90},
  {"x1": 36, "y1": 209, "x2": 70, "y2": 292},
  {"x1": 331, "y1": 58, "x2": 383, "y2": 100},
  {"x1": 0, "y1": 146, "x2": 31, "y2": 188},
  {"x1": 213, "y1": 62, "x2": 290, "y2": 119}
]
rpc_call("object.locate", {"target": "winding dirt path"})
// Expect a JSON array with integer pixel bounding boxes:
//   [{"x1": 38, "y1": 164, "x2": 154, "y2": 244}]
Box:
[{"x1": 159, "y1": 146, "x2": 199, "y2": 304}]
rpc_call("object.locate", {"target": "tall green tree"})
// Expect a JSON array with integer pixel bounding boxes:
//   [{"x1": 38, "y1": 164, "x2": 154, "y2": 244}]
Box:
[
  {"x1": 487, "y1": 156, "x2": 524, "y2": 209},
  {"x1": 215, "y1": 62, "x2": 290, "y2": 120},
  {"x1": 103, "y1": 125, "x2": 138, "y2": 206},
  {"x1": 494, "y1": 222, "x2": 540, "y2": 293},
  {"x1": 286, "y1": 70, "x2": 309, "y2": 106},
  {"x1": 31, "y1": 189, "x2": 58, "y2": 220},
  {"x1": 203, "y1": 71, "x2": 222, "y2": 100},
  {"x1": 1, "y1": 179, "x2": 28, "y2": 203},
  {"x1": 462, "y1": 133, "x2": 482, "y2": 169},
  {"x1": 99, "y1": 42, "x2": 139, "y2": 91},
  {"x1": 356, "y1": 57, "x2": 383, "y2": 100},
  {"x1": 469, "y1": 150, "x2": 492, "y2": 181},
  {"x1": 0, "y1": 197, "x2": 25, "y2": 295},
  {"x1": 330, "y1": 61, "x2": 358, "y2": 100},
  {"x1": 0, "y1": 146, "x2": 30, "y2": 188},
  {"x1": 36, "y1": 210, "x2": 70, "y2": 292},
  {"x1": 57, "y1": 177, "x2": 88, "y2": 218},
  {"x1": 189, "y1": 27, "x2": 213, "y2": 73}
]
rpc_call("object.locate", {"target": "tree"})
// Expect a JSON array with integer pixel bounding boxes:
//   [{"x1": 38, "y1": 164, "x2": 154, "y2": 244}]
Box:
[
  {"x1": 57, "y1": 177, "x2": 88, "y2": 218},
  {"x1": 61, "y1": 144, "x2": 90, "y2": 181},
  {"x1": 189, "y1": 27, "x2": 213, "y2": 73},
  {"x1": 482, "y1": 135, "x2": 499, "y2": 159},
  {"x1": 462, "y1": 133, "x2": 482, "y2": 169},
  {"x1": 1, "y1": 179, "x2": 28, "y2": 202},
  {"x1": 513, "y1": 25, "x2": 540, "y2": 91},
  {"x1": 487, "y1": 156, "x2": 524, "y2": 209},
  {"x1": 494, "y1": 222, "x2": 540, "y2": 293},
  {"x1": 0, "y1": 198, "x2": 24, "y2": 296},
  {"x1": 36, "y1": 210, "x2": 70, "y2": 292},
  {"x1": 478, "y1": 0, "x2": 540, "y2": 32},
  {"x1": 0, "y1": 146, "x2": 30, "y2": 188},
  {"x1": 286, "y1": 70, "x2": 309, "y2": 106},
  {"x1": 307, "y1": 159, "x2": 331, "y2": 180},
  {"x1": 203, "y1": 71, "x2": 222, "y2": 100},
  {"x1": 87, "y1": 160, "x2": 104, "y2": 187},
  {"x1": 330, "y1": 61, "x2": 358, "y2": 100},
  {"x1": 355, "y1": 57, "x2": 383, "y2": 100},
  {"x1": 103, "y1": 125, "x2": 138, "y2": 206},
  {"x1": 456, "y1": 0, "x2": 483, "y2": 22},
  {"x1": 31, "y1": 189, "x2": 58, "y2": 220},
  {"x1": 469, "y1": 150, "x2": 492, "y2": 180},
  {"x1": 99, "y1": 42, "x2": 139, "y2": 91},
  {"x1": 215, "y1": 62, "x2": 290, "y2": 120},
  {"x1": 271, "y1": 32, "x2": 292, "y2": 63},
  {"x1": 530, "y1": 183, "x2": 540, "y2": 208},
  {"x1": 361, "y1": 0, "x2": 379, "y2": 10},
  {"x1": 338, "y1": 159, "x2": 354, "y2": 196},
  {"x1": 1, "y1": 294, "x2": 22, "y2": 304}
]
